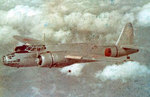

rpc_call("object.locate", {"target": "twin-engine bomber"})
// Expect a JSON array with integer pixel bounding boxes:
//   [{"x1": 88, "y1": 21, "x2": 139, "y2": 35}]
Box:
[{"x1": 2, "y1": 23, "x2": 139, "y2": 68}]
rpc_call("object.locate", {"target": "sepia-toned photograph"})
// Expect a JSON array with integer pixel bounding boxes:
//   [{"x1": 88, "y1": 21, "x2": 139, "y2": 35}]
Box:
[{"x1": 0, "y1": 0, "x2": 150, "y2": 97}]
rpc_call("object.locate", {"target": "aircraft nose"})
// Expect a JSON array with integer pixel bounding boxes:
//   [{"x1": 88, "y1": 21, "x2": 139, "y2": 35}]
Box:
[
  {"x1": 2, "y1": 55, "x2": 18, "y2": 67},
  {"x1": 2, "y1": 55, "x2": 13, "y2": 66},
  {"x1": 2, "y1": 56, "x2": 7, "y2": 65}
]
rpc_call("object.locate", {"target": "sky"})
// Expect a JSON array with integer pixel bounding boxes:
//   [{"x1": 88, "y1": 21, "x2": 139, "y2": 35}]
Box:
[{"x1": 0, "y1": 0, "x2": 150, "y2": 97}]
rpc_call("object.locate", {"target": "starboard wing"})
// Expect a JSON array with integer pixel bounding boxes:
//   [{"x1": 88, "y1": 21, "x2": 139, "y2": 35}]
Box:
[{"x1": 64, "y1": 54, "x2": 125, "y2": 63}]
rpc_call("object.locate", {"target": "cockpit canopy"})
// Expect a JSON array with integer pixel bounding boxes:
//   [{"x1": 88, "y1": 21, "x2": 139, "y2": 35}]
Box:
[{"x1": 15, "y1": 45, "x2": 46, "y2": 53}]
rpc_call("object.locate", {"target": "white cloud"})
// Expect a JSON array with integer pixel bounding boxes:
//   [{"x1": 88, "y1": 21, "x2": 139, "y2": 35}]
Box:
[
  {"x1": 137, "y1": 3, "x2": 150, "y2": 27},
  {"x1": 60, "y1": 63, "x2": 86, "y2": 76},
  {"x1": 95, "y1": 61, "x2": 150, "y2": 82}
]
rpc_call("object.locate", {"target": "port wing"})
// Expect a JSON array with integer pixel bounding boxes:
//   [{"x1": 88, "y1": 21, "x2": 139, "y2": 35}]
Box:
[{"x1": 13, "y1": 35, "x2": 43, "y2": 45}]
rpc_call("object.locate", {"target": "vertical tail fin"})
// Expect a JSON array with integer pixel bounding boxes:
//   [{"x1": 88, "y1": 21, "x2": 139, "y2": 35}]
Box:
[{"x1": 116, "y1": 23, "x2": 134, "y2": 46}]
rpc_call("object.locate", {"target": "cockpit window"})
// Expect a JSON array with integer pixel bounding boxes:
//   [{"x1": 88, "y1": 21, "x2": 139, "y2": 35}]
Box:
[
  {"x1": 14, "y1": 45, "x2": 46, "y2": 53},
  {"x1": 26, "y1": 47, "x2": 32, "y2": 50},
  {"x1": 15, "y1": 45, "x2": 29, "y2": 53}
]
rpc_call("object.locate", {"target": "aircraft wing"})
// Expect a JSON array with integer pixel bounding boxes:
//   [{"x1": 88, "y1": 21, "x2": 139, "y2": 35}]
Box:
[
  {"x1": 64, "y1": 53, "x2": 124, "y2": 63},
  {"x1": 13, "y1": 35, "x2": 44, "y2": 45}
]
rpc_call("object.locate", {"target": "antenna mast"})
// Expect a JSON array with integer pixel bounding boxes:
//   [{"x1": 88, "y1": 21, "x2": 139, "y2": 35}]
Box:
[{"x1": 43, "y1": 32, "x2": 46, "y2": 45}]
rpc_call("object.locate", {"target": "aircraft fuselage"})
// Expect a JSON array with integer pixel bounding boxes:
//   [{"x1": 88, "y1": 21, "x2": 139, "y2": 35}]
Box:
[{"x1": 2, "y1": 43, "x2": 138, "y2": 68}]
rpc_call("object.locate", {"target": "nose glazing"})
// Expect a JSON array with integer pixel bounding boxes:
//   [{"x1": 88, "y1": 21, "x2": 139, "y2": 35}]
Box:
[{"x1": 2, "y1": 56, "x2": 7, "y2": 65}]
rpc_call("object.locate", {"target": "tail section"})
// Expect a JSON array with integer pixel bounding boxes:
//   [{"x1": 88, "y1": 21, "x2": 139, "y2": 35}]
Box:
[{"x1": 116, "y1": 23, "x2": 134, "y2": 46}]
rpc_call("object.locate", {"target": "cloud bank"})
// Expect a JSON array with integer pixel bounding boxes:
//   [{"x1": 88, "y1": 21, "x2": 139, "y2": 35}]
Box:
[
  {"x1": 95, "y1": 61, "x2": 150, "y2": 82},
  {"x1": 0, "y1": 0, "x2": 149, "y2": 46}
]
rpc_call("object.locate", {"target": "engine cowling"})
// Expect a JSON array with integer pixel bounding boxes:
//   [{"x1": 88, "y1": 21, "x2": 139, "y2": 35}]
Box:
[
  {"x1": 37, "y1": 51, "x2": 53, "y2": 67},
  {"x1": 37, "y1": 51, "x2": 68, "y2": 68}
]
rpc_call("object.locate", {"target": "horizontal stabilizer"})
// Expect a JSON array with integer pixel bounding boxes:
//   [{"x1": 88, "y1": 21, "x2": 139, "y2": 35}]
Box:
[{"x1": 121, "y1": 45, "x2": 138, "y2": 50}]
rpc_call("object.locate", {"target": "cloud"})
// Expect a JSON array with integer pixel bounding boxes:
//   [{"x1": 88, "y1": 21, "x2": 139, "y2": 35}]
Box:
[
  {"x1": 0, "y1": 0, "x2": 144, "y2": 45},
  {"x1": 60, "y1": 63, "x2": 86, "y2": 76},
  {"x1": 95, "y1": 61, "x2": 150, "y2": 82},
  {"x1": 137, "y1": 3, "x2": 150, "y2": 27}
]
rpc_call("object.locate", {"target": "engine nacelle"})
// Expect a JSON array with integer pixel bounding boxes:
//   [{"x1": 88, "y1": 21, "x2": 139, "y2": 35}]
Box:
[
  {"x1": 37, "y1": 51, "x2": 68, "y2": 68},
  {"x1": 37, "y1": 51, "x2": 53, "y2": 67}
]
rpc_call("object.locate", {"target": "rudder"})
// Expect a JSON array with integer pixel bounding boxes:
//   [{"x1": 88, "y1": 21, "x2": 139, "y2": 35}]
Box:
[{"x1": 116, "y1": 23, "x2": 134, "y2": 46}]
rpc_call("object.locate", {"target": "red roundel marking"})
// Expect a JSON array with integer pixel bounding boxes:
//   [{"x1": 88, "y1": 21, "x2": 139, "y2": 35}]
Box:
[{"x1": 105, "y1": 48, "x2": 111, "y2": 56}]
